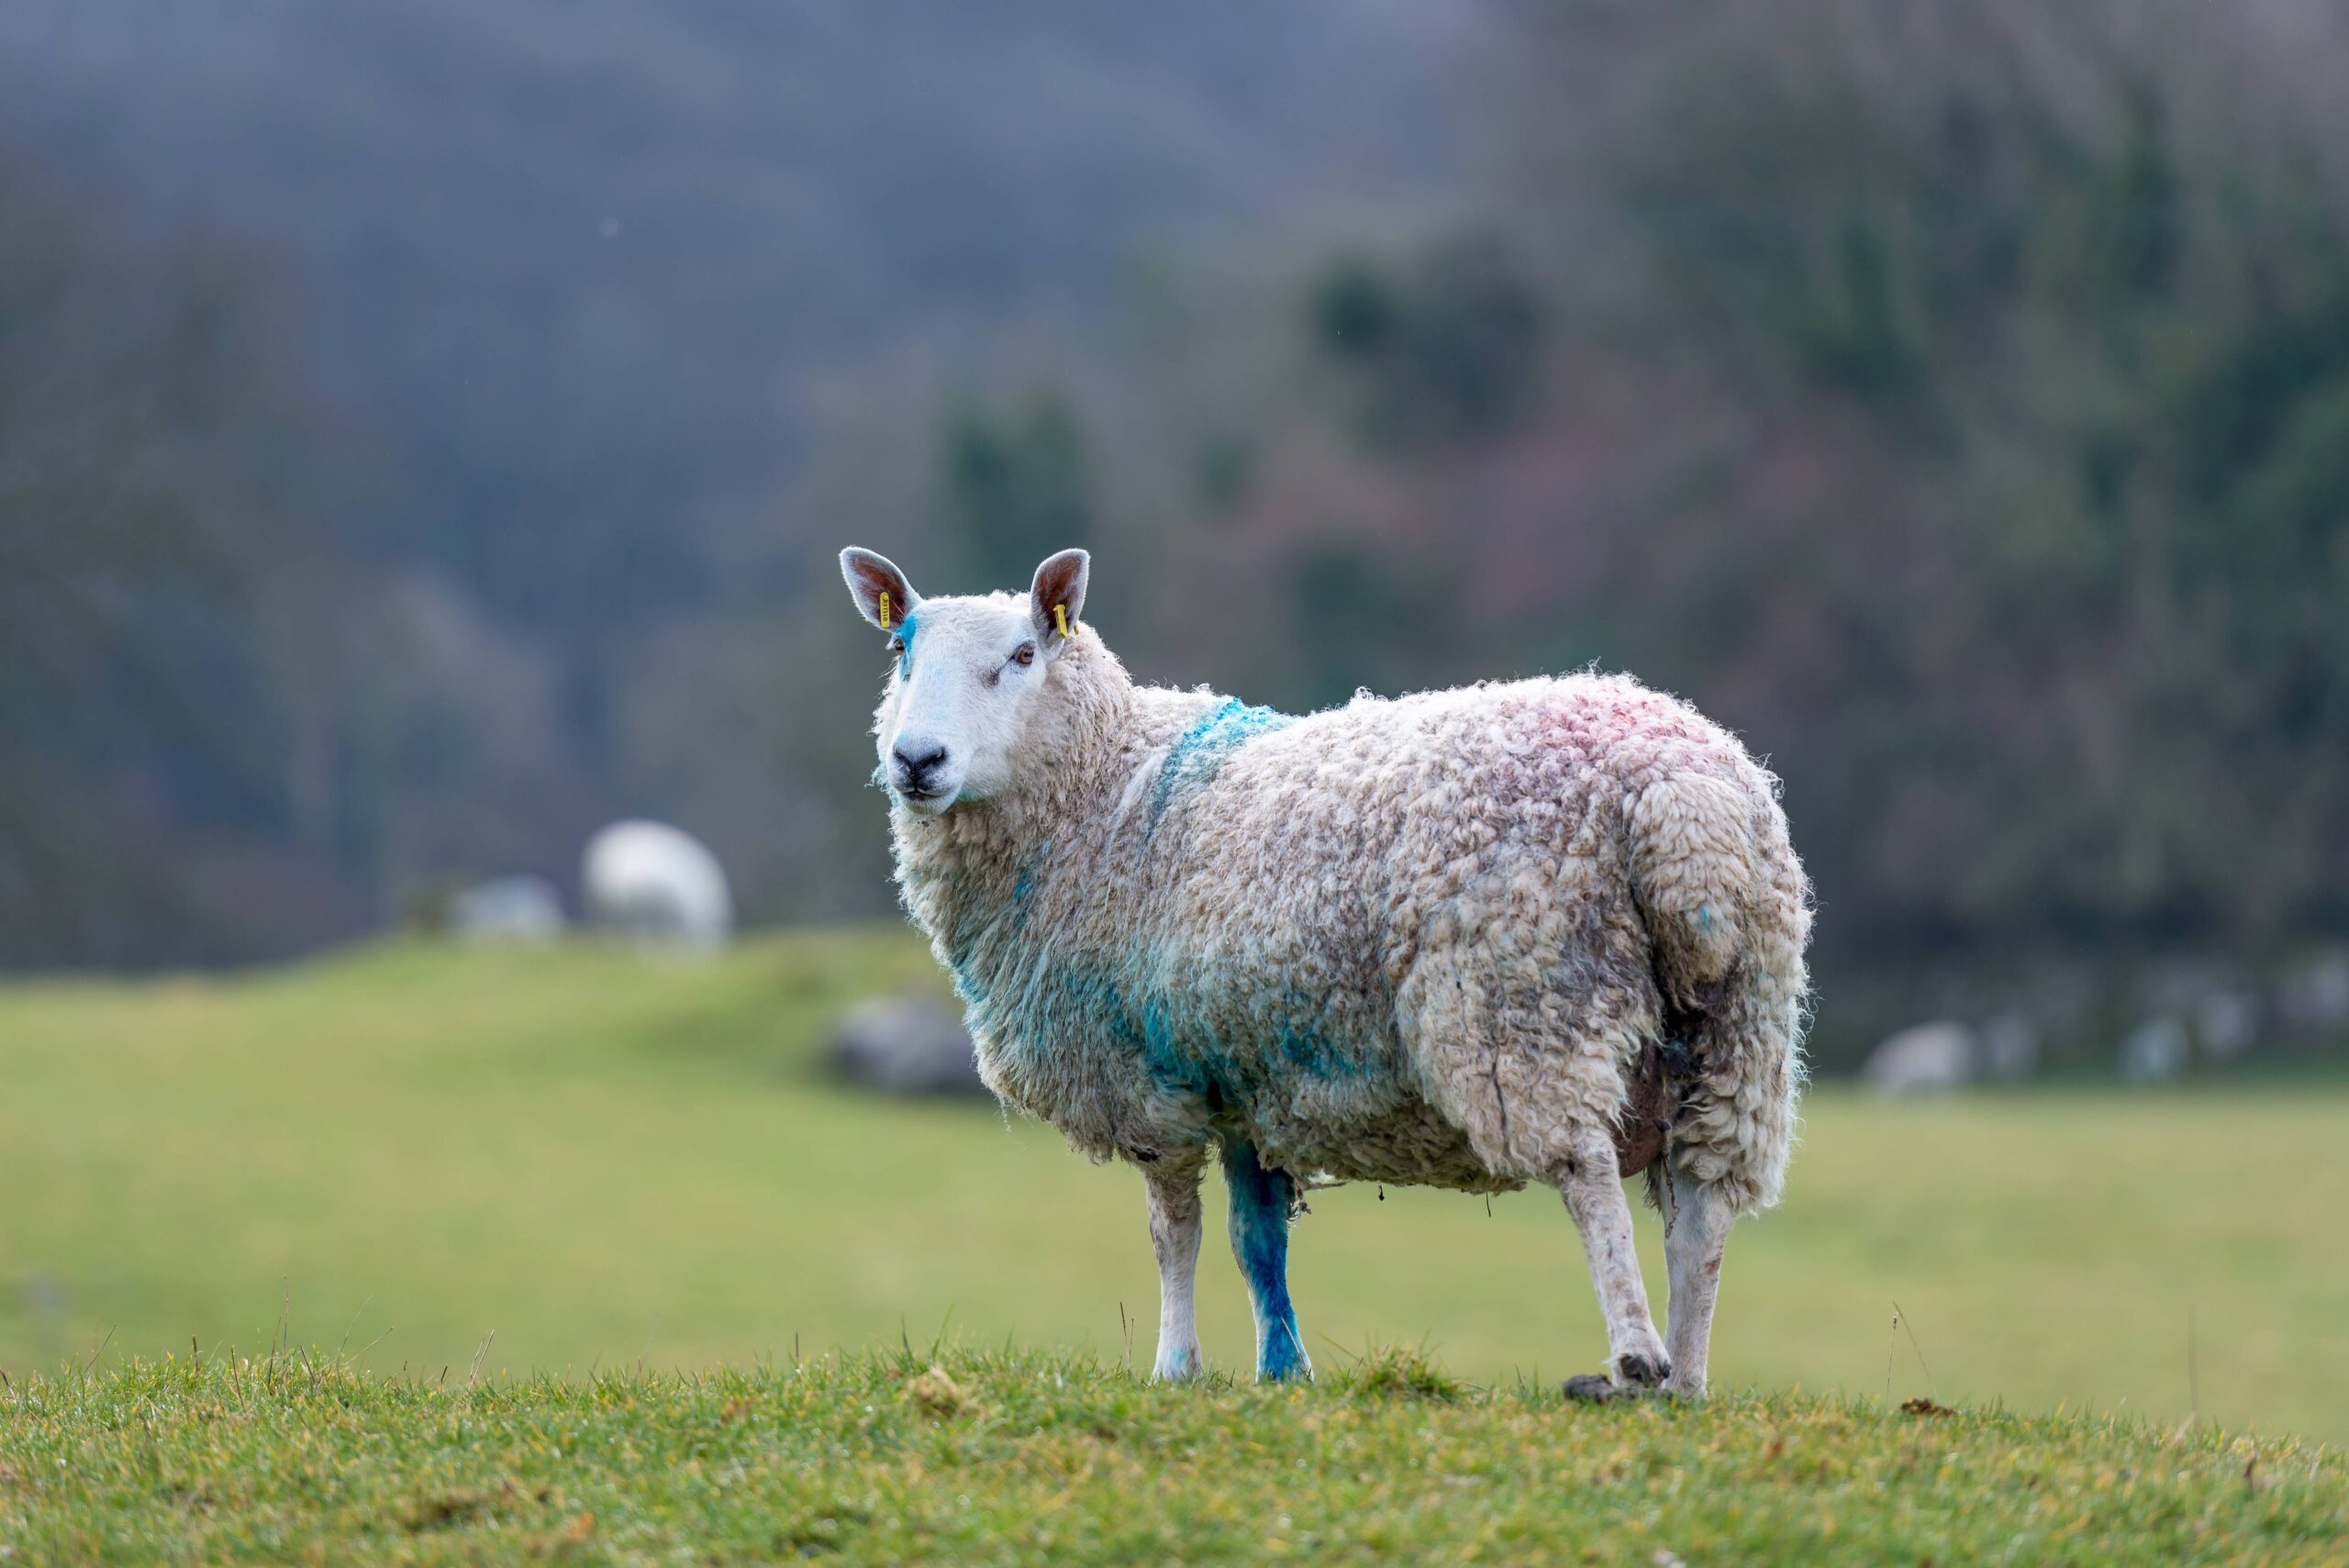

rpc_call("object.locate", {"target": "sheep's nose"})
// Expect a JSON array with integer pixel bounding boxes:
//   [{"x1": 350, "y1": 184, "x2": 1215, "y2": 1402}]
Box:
[{"x1": 891, "y1": 741, "x2": 950, "y2": 791}]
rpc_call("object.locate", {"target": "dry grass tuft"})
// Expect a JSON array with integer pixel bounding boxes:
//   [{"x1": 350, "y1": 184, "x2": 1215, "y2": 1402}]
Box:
[{"x1": 905, "y1": 1363, "x2": 974, "y2": 1419}]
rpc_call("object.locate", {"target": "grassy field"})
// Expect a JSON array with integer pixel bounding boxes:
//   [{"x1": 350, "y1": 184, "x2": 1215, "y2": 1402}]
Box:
[
  {"x1": 3, "y1": 930, "x2": 2346, "y2": 1462},
  {"x1": 5, "y1": 1347, "x2": 2344, "y2": 1566}
]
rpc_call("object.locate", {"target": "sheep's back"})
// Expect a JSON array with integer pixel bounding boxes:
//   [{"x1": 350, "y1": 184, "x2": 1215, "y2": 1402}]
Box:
[
  {"x1": 1091, "y1": 673, "x2": 1768, "y2": 1184},
  {"x1": 1139, "y1": 673, "x2": 1761, "y2": 969}
]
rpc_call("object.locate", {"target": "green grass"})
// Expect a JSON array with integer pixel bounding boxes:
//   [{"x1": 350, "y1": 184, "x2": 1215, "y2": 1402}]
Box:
[
  {"x1": 3, "y1": 929, "x2": 2346, "y2": 1460},
  {"x1": 4, "y1": 1346, "x2": 2342, "y2": 1565}
]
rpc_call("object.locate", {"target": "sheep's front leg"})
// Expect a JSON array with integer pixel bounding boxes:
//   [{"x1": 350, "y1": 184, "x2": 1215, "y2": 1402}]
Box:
[
  {"x1": 1142, "y1": 1156, "x2": 1205, "y2": 1381},
  {"x1": 1559, "y1": 1129, "x2": 1671, "y2": 1392},
  {"x1": 1661, "y1": 1162, "x2": 1733, "y2": 1397},
  {"x1": 1219, "y1": 1138, "x2": 1311, "y2": 1382}
]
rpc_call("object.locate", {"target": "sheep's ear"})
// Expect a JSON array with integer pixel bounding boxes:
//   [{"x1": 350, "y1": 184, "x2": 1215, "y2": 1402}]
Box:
[
  {"x1": 841, "y1": 548, "x2": 918, "y2": 632},
  {"x1": 1029, "y1": 549, "x2": 1089, "y2": 649}
]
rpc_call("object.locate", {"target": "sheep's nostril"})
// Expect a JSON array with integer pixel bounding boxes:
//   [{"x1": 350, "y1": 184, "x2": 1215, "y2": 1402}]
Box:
[{"x1": 891, "y1": 742, "x2": 950, "y2": 790}]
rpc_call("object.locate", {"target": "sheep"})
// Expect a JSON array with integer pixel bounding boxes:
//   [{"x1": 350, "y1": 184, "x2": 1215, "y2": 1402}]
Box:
[
  {"x1": 582, "y1": 819, "x2": 734, "y2": 951},
  {"x1": 839, "y1": 545, "x2": 1811, "y2": 1396}
]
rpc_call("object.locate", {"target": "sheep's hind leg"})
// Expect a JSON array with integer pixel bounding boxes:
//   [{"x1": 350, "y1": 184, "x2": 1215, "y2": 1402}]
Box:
[
  {"x1": 1219, "y1": 1138, "x2": 1311, "y2": 1383},
  {"x1": 1143, "y1": 1154, "x2": 1206, "y2": 1381},
  {"x1": 1661, "y1": 1162, "x2": 1733, "y2": 1397},
  {"x1": 1559, "y1": 1128, "x2": 1671, "y2": 1397}
]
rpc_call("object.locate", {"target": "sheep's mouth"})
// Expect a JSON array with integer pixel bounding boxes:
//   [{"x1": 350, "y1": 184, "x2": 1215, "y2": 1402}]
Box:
[{"x1": 896, "y1": 784, "x2": 956, "y2": 814}]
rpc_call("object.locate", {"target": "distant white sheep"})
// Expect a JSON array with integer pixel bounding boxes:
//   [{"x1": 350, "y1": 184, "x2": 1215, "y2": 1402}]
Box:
[
  {"x1": 841, "y1": 546, "x2": 1812, "y2": 1397},
  {"x1": 1863, "y1": 1022, "x2": 1976, "y2": 1096},
  {"x1": 582, "y1": 820, "x2": 733, "y2": 951}
]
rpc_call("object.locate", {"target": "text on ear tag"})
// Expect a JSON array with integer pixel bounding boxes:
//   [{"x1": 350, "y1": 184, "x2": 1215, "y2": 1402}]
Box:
[
  {"x1": 1053, "y1": 603, "x2": 1074, "y2": 639},
  {"x1": 879, "y1": 591, "x2": 891, "y2": 630}
]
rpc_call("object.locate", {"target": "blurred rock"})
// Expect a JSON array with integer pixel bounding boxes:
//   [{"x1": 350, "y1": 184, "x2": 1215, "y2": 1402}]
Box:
[
  {"x1": 2195, "y1": 989, "x2": 2259, "y2": 1062},
  {"x1": 1862, "y1": 1022, "x2": 1977, "y2": 1096},
  {"x1": 2276, "y1": 950, "x2": 2349, "y2": 1034},
  {"x1": 2144, "y1": 958, "x2": 2233, "y2": 1016},
  {"x1": 829, "y1": 996, "x2": 985, "y2": 1096},
  {"x1": 2119, "y1": 1016, "x2": 2188, "y2": 1084},
  {"x1": 1981, "y1": 1012, "x2": 2039, "y2": 1082},
  {"x1": 583, "y1": 820, "x2": 732, "y2": 951},
  {"x1": 449, "y1": 874, "x2": 564, "y2": 944}
]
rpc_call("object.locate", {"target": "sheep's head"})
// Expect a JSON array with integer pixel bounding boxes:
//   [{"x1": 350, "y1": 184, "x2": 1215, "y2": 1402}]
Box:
[{"x1": 839, "y1": 547, "x2": 1089, "y2": 817}]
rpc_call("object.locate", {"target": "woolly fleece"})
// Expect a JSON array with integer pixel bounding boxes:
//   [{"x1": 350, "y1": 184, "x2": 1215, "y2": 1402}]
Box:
[{"x1": 876, "y1": 599, "x2": 1812, "y2": 1217}]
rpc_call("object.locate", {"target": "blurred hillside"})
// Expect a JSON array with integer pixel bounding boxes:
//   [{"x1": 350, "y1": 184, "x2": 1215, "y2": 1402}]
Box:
[
  {"x1": 0, "y1": 0, "x2": 1470, "y2": 964},
  {"x1": 2, "y1": 1, "x2": 2345, "y2": 1062}
]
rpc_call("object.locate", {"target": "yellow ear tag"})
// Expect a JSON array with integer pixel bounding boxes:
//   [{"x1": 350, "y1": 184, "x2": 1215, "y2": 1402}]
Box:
[
  {"x1": 1053, "y1": 603, "x2": 1074, "y2": 639},
  {"x1": 878, "y1": 590, "x2": 891, "y2": 630}
]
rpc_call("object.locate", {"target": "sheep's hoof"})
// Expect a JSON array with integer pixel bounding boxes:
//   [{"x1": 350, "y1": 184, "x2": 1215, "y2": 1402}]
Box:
[{"x1": 1565, "y1": 1349, "x2": 1673, "y2": 1404}]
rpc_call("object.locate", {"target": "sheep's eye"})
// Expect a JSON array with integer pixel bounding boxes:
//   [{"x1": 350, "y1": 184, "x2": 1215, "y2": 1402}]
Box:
[
  {"x1": 887, "y1": 637, "x2": 905, "y2": 658},
  {"x1": 1012, "y1": 642, "x2": 1037, "y2": 667}
]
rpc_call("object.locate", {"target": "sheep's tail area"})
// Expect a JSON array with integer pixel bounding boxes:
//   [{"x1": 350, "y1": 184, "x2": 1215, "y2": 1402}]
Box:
[{"x1": 1627, "y1": 773, "x2": 1813, "y2": 1215}]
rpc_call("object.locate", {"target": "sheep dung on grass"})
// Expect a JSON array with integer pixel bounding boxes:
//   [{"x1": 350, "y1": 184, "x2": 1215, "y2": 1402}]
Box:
[{"x1": 840, "y1": 546, "x2": 1812, "y2": 1397}]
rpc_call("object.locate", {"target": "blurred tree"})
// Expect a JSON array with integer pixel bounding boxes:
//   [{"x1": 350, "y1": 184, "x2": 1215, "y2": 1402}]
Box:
[
  {"x1": 0, "y1": 140, "x2": 584, "y2": 967},
  {"x1": 1310, "y1": 237, "x2": 1543, "y2": 450},
  {"x1": 9, "y1": 0, "x2": 2348, "y2": 1001},
  {"x1": 1276, "y1": 537, "x2": 1458, "y2": 712},
  {"x1": 0, "y1": 143, "x2": 330, "y2": 965},
  {"x1": 1509, "y1": 0, "x2": 2349, "y2": 956},
  {"x1": 939, "y1": 390, "x2": 1096, "y2": 588}
]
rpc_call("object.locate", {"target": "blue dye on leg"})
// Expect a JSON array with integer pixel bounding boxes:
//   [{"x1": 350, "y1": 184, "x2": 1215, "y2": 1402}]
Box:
[{"x1": 1221, "y1": 1138, "x2": 1311, "y2": 1383}]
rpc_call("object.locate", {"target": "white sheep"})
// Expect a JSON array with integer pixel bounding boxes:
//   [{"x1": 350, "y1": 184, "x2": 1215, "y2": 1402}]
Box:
[
  {"x1": 840, "y1": 546, "x2": 1811, "y2": 1396},
  {"x1": 582, "y1": 820, "x2": 734, "y2": 951}
]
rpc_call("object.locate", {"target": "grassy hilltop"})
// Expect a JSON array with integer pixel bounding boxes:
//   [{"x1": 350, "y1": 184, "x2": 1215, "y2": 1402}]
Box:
[
  {"x1": 2, "y1": 931, "x2": 2346, "y2": 1451},
  {"x1": 6, "y1": 1347, "x2": 2344, "y2": 1565}
]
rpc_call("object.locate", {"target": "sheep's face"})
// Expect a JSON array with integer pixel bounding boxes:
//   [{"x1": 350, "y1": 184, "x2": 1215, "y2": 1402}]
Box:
[{"x1": 839, "y1": 548, "x2": 1089, "y2": 817}]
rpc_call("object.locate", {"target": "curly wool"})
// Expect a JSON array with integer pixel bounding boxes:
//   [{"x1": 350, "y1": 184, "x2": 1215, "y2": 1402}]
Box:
[{"x1": 888, "y1": 623, "x2": 1812, "y2": 1215}]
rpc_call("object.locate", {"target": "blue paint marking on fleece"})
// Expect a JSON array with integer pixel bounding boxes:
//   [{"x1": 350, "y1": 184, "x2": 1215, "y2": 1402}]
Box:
[
  {"x1": 1141, "y1": 994, "x2": 1219, "y2": 1099},
  {"x1": 1008, "y1": 846, "x2": 1048, "y2": 936},
  {"x1": 895, "y1": 610, "x2": 918, "y2": 677},
  {"x1": 956, "y1": 945, "x2": 1386, "y2": 1131},
  {"x1": 1272, "y1": 995, "x2": 1367, "y2": 1082},
  {"x1": 1221, "y1": 1137, "x2": 1309, "y2": 1382},
  {"x1": 1126, "y1": 973, "x2": 1382, "y2": 1105},
  {"x1": 1139, "y1": 995, "x2": 1319, "y2": 1105},
  {"x1": 1145, "y1": 696, "x2": 1295, "y2": 837},
  {"x1": 871, "y1": 612, "x2": 916, "y2": 790}
]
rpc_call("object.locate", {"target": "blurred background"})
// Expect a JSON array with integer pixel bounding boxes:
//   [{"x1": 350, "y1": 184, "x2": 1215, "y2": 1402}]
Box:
[{"x1": 3, "y1": 1, "x2": 2345, "y2": 1434}]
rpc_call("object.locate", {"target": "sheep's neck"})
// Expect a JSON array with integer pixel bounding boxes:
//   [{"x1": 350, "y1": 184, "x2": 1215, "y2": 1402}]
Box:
[{"x1": 890, "y1": 646, "x2": 1137, "y2": 980}]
